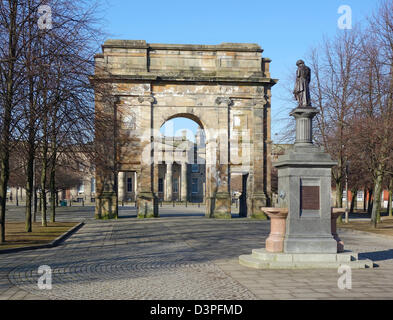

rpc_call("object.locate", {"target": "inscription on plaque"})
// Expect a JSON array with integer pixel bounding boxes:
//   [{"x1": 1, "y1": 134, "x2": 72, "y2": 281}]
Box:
[{"x1": 301, "y1": 186, "x2": 320, "y2": 210}]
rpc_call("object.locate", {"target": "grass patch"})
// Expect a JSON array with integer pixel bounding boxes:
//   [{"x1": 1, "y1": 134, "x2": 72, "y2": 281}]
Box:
[
  {"x1": 0, "y1": 222, "x2": 78, "y2": 251},
  {"x1": 338, "y1": 217, "x2": 393, "y2": 237}
]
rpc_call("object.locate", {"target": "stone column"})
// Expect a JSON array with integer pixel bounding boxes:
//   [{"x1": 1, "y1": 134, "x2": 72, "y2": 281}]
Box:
[
  {"x1": 205, "y1": 139, "x2": 215, "y2": 217},
  {"x1": 265, "y1": 90, "x2": 273, "y2": 206},
  {"x1": 136, "y1": 95, "x2": 158, "y2": 218},
  {"x1": 213, "y1": 97, "x2": 232, "y2": 219},
  {"x1": 165, "y1": 162, "x2": 173, "y2": 201},
  {"x1": 202, "y1": 182, "x2": 206, "y2": 203},
  {"x1": 291, "y1": 107, "x2": 316, "y2": 146},
  {"x1": 249, "y1": 97, "x2": 268, "y2": 219},
  {"x1": 134, "y1": 172, "x2": 138, "y2": 200},
  {"x1": 118, "y1": 172, "x2": 125, "y2": 202},
  {"x1": 181, "y1": 162, "x2": 188, "y2": 202},
  {"x1": 95, "y1": 96, "x2": 119, "y2": 219}
]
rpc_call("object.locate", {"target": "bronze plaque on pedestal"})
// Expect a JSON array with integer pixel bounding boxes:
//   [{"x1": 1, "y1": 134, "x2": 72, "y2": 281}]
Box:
[{"x1": 301, "y1": 186, "x2": 320, "y2": 210}]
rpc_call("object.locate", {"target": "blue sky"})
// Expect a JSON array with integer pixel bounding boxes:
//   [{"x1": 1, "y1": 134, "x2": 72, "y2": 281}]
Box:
[{"x1": 103, "y1": 0, "x2": 377, "y2": 141}]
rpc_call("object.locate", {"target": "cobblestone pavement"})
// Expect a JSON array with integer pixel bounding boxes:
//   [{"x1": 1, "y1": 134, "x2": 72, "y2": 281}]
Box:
[{"x1": 1, "y1": 206, "x2": 393, "y2": 300}]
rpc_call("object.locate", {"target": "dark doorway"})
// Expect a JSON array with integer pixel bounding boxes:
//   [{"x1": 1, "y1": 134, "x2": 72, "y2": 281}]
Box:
[{"x1": 239, "y1": 174, "x2": 249, "y2": 217}]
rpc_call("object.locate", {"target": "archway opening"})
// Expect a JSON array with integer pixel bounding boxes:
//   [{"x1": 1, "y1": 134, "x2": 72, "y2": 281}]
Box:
[{"x1": 157, "y1": 117, "x2": 206, "y2": 207}]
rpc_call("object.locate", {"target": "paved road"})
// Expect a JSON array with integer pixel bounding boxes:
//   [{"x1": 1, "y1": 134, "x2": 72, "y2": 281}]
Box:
[{"x1": 1, "y1": 206, "x2": 393, "y2": 300}]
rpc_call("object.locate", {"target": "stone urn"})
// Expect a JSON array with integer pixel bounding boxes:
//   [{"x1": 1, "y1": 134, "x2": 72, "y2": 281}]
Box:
[
  {"x1": 331, "y1": 208, "x2": 345, "y2": 253},
  {"x1": 262, "y1": 207, "x2": 289, "y2": 253}
]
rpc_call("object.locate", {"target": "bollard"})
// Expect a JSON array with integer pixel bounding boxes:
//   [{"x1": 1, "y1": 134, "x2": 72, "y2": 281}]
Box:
[
  {"x1": 186, "y1": 201, "x2": 188, "y2": 208},
  {"x1": 173, "y1": 200, "x2": 175, "y2": 207},
  {"x1": 122, "y1": 200, "x2": 124, "y2": 207}
]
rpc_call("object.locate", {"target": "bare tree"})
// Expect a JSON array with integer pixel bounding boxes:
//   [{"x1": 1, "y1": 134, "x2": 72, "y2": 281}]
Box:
[
  {"x1": 309, "y1": 30, "x2": 362, "y2": 217},
  {"x1": 351, "y1": 1, "x2": 393, "y2": 227},
  {"x1": 0, "y1": 0, "x2": 105, "y2": 240},
  {"x1": 0, "y1": 0, "x2": 25, "y2": 242}
]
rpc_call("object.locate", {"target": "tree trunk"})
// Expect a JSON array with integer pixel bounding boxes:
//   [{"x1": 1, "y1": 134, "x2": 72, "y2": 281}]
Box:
[
  {"x1": 25, "y1": 154, "x2": 33, "y2": 232},
  {"x1": 40, "y1": 119, "x2": 48, "y2": 227},
  {"x1": 34, "y1": 187, "x2": 38, "y2": 218},
  {"x1": 335, "y1": 180, "x2": 343, "y2": 208},
  {"x1": 371, "y1": 168, "x2": 384, "y2": 228},
  {"x1": 41, "y1": 154, "x2": 48, "y2": 227},
  {"x1": 0, "y1": 162, "x2": 9, "y2": 243},
  {"x1": 350, "y1": 188, "x2": 358, "y2": 214},
  {"x1": 40, "y1": 190, "x2": 47, "y2": 227},
  {"x1": 388, "y1": 179, "x2": 392, "y2": 218},
  {"x1": 0, "y1": 0, "x2": 18, "y2": 243},
  {"x1": 50, "y1": 161, "x2": 56, "y2": 223},
  {"x1": 363, "y1": 187, "x2": 367, "y2": 212},
  {"x1": 335, "y1": 180, "x2": 343, "y2": 223},
  {"x1": 50, "y1": 106, "x2": 57, "y2": 223},
  {"x1": 367, "y1": 188, "x2": 373, "y2": 215}
]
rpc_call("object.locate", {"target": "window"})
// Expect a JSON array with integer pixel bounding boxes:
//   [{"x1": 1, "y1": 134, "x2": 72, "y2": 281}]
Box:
[
  {"x1": 158, "y1": 178, "x2": 164, "y2": 193},
  {"x1": 234, "y1": 115, "x2": 241, "y2": 128},
  {"x1": 127, "y1": 178, "x2": 133, "y2": 192},
  {"x1": 91, "y1": 178, "x2": 96, "y2": 193},
  {"x1": 78, "y1": 184, "x2": 84, "y2": 193},
  {"x1": 357, "y1": 191, "x2": 364, "y2": 201},
  {"x1": 192, "y1": 164, "x2": 199, "y2": 173},
  {"x1": 173, "y1": 178, "x2": 178, "y2": 193},
  {"x1": 192, "y1": 178, "x2": 198, "y2": 194}
]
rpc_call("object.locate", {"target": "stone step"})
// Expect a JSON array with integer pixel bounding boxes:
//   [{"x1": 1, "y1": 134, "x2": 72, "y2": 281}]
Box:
[
  {"x1": 239, "y1": 252, "x2": 374, "y2": 270},
  {"x1": 251, "y1": 249, "x2": 358, "y2": 263}
]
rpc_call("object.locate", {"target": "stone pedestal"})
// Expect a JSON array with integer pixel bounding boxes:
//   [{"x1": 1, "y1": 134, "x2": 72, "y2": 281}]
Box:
[
  {"x1": 137, "y1": 192, "x2": 158, "y2": 218},
  {"x1": 250, "y1": 193, "x2": 268, "y2": 220},
  {"x1": 213, "y1": 192, "x2": 232, "y2": 219},
  {"x1": 238, "y1": 90, "x2": 374, "y2": 269},
  {"x1": 276, "y1": 107, "x2": 337, "y2": 254},
  {"x1": 263, "y1": 208, "x2": 288, "y2": 253},
  {"x1": 95, "y1": 191, "x2": 118, "y2": 219},
  {"x1": 332, "y1": 208, "x2": 345, "y2": 253}
]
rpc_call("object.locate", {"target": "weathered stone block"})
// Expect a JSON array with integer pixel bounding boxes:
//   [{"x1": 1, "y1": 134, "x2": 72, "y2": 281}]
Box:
[
  {"x1": 95, "y1": 192, "x2": 118, "y2": 220},
  {"x1": 137, "y1": 192, "x2": 158, "y2": 219}
]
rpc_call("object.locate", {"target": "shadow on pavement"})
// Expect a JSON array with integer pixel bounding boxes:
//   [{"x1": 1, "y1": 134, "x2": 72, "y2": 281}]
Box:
[{"x1": 359, "y1": 249, "x2": 393, "y2": 262}]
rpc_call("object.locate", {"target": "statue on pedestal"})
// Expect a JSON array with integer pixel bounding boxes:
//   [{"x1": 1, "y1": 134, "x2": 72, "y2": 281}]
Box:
[{"x1": 293, "y1": 60, "x2": 312, "y2": 108}]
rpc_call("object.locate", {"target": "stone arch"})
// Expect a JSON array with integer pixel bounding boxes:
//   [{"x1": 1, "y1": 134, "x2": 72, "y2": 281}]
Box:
[
  {"x1": 162, "y1": 113, "x2": 205, "y2": 130},
  {"x1": 92, "y1": 40, "x2": 277, "y2": 220}
]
